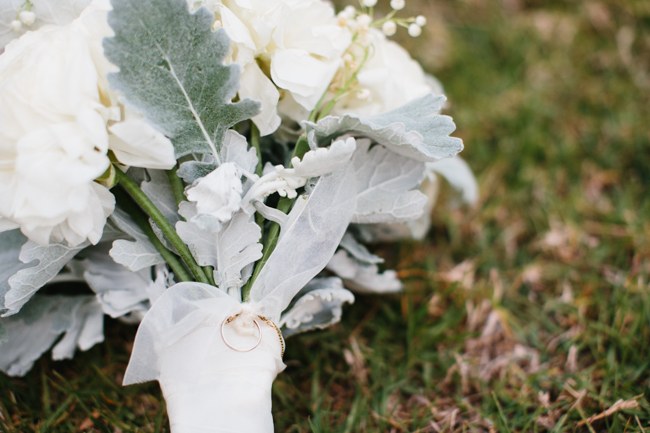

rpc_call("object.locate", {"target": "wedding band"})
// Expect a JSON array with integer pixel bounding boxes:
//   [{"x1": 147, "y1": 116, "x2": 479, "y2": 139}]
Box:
[
  {"x1": 220, "y1": 314, "x2": 262, "y2": 353},
  {"x1": 257, "y1": 315, "x2": 286, "y2": 358},
  {"x1": 220, "y1": 313, "x2": 286, "y2": 357}
]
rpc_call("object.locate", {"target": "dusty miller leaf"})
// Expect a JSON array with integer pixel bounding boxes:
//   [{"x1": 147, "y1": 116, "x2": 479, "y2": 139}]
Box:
[
  {"x1": 176, "y1": 211, "x2": 262, "y2": 296},
  {"x1": 306, "y1": 94, "x2": 463, "y2": 162},
  {"x1": 0, "y1": 295, "x2": 104, "y2": 377},
  {"x1": 351, "y1": 140, "x2": 428, "y2": 224},
  {"x1": 0, "y1": 230, "x2": 29, "y2": 312},
  {"x1": 428, "y1": 156, "x2": 478, "y2": 205},
  {"x1": 3, "y1": 241, "x2": 87, "y2": 316},
  {"x1": 280, "y1": 277, "x2": 354, "y2": 338},
  {"x1": 339, "y1": 232, "x2": 383, "y2": 265},
  {"x1": 104, "y1": 0, "x2": 259, "y2": 158},
  {"x1": 327, "y1": 250, "x2": 402, "y2": 294},
  {"x1": 109, "y1": 208, "x2": 165, "y2": 272},
  {"x1": 141, "y1": 170, "x2": 180, "y2": 224}
]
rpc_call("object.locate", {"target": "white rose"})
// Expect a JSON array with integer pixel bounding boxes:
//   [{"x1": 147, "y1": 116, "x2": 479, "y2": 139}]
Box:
[
  {"x1": 193, "y1": 0, "x2": 351, "y2": 135},
  {"x1": 0, "y1": 23, "x2": 114, "y2": 246},
  {"x1": 332, "y1": 29, "x2": 441, "y2": 116},
  {"x1": 0, "y1": 0, "x2": 175, "y2": 246}
]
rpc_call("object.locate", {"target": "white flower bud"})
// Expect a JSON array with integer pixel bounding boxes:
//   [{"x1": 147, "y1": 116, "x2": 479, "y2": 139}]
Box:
[
  {"x1": 340, "y1": 5, "x2": 356, "y2": 19},
  {"x1": 408, "y1": 23, "x2": 422, "y2": 37},
  {"x1": 390, "y1": 0, "x2": 405, "y2": 11},
  {"x1": 362, "y1": 0, "x2": 377, "y2": 7},
  {"x1": 382, "y1": 20, "x2": 397, "y2": 36},
  {"x1": 356, "y1": 14, "x2": 372, "y2": 28},
  {"x1": 10, "y1": 19, "x2": 22, "y2": 32},
  {"x1": 19, "y1": 10, "x2": 36, "y2": 26},
  {"x1": 356, "y1": 88, "x2": 371, "y2": 100},
  {"x1": 415, "y1": 15, "x2": 427, "y2": 26}
]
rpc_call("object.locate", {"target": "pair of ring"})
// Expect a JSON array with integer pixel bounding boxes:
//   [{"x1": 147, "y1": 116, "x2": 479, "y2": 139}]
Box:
[{"x1": 220, "y1": 313, "x2": 285, "y2": 357}]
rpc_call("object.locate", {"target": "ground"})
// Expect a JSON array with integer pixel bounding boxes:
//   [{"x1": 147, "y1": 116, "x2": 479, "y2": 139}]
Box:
[{"x1": 1, "y1": 0, "x2": 649, "y2": 431}]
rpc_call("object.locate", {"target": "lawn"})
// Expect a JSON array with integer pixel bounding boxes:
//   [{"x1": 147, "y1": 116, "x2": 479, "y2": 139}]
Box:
[{"x1": 1, "y1": 0, "x2": 649, "y2": 432}]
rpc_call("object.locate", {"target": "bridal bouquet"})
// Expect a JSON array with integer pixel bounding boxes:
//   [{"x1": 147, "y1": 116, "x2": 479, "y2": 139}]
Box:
[{"x1": 0, "y1": 0, "x2": 477, "y2": 430}]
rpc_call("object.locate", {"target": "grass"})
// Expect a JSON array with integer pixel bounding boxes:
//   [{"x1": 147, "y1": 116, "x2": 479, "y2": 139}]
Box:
[{"x1": 2, "y1": 0, "x2": 649, "y2": 431}]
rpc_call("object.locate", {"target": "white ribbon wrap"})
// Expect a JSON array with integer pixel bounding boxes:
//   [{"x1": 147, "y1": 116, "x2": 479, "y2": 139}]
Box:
[{"x1": 123, "y1": 283, "x2": 286, "y2": 433}]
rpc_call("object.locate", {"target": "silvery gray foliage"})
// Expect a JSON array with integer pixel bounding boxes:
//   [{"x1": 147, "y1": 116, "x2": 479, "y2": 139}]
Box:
[
  {"x1": 249, "y1": 157, "x2": 360, "y2": 320},
  {"x1": 220, "y1": 130, "x2": 259, "y2": 175},
  {"x1": 3, "y1": 240, "x2": 88, "y2": 316},
  {"x1": 351, "y1": 140, "x2": 428, "y2": 224},
  {"x1": 176, "y1": 211, "x2": 262, "y2": 297},
  {"x1": 82, "y1": 251, "x2": 167, "y2": 318},
  {"x1": 0, "y1": 230, "x2": 29, "y2": 312},
  {"x1": 327, "y1": 250, "x2": 402, "y2": 294},
  {"x1": 104, "y1": 0, "x2": 259, "y2": 159},
  {"x1": 109, "y1": 208, "x2": 165, "y2": 272},
  {"x1": 178, "y1": 130, "x2": 258, "y2": 184},
  {"x1": 339, "y1": 232, "x2": 383, "y2": 265},
  {"x1": 141, "y1": 170, "x2": 180, "y2": 225},
  {"x1": 280, "y1": 277, "x2": 354, "y2": 338},
  {"x1": 428, "y1": 157, "x2": 479, "y2": 205},
  {"x1": 0, "y1": 295, "x2": 103, "y2": 376},
  {"x1": 305, "y1": 94, "x2": 463, "y2": 162}
]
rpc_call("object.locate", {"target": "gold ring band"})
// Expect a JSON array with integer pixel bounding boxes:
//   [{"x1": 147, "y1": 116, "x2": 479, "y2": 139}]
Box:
[
  {"x1": 220, "y1": 314, "x2": 262, "y2": 353},
  {"x1": 219, "y1": 313, "x2": 285, "y2": 357}
]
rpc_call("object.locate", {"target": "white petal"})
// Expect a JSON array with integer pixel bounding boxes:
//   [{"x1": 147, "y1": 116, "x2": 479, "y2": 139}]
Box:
[{"x1": 109, "y1": 117, "x2": 176, "y2": 169}]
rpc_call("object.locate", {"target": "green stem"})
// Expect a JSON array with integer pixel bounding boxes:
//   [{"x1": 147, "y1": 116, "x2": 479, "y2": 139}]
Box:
[
  {"x1": 167, "y1": 165, "x2": 186, "y2": 206},
  {"x1": 113, "y1": 186, "x2": 192, "y2": 282},
  {"x1": 241, "y1": 127, "x2": 313, "y2": 300},
  {"x1": 136, "y1": 210, "x2": 193, "y2": 282},
  {"x1": 114, "y1": 167, "x2": 210, "y2": 285},
  {"x1": 241, "y1": 196, "x2": 292, "y2": 301},
  {"x1": 250, "y1": 123, "x2": 263, "y2": 176}
]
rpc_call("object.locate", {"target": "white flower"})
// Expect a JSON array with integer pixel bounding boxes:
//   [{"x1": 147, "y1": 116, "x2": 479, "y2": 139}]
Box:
[
  {"x1": 362, "y1": 0, "x2": 377, "y2": 7},
  {"x1": 0, "y1": 22, "x2": 114, "y2": 246},
  {"x1": 415, "y1": 15, "x2": 427, "y2": 26},
  {"x1": 330, "y1": 29, "x2": 437, "y2": 116},
  {"x1": 382, "y1": 20, "x2": 397, "y2": 36},
  {"x1": 1, "y1": 0, "x2": 93, "y2": 49},
  {"x1": 408, "y1": 23, "x2": 422, "y2": 37},
  {"x1": 193, "y1": 0, "x2": 352, "y2": 134},
  {"x1": 18, "y1": 11, "x2": 36, "y2": 26},
  {"x1": 186, "y1": 162, "x2": 243, "y2": 229},
  {"x1": 390, "y1": 0, "x2": 405, "y2": 11},
  {"x1": 0, "y1": 0, "x2": 175, "y2": 246}
]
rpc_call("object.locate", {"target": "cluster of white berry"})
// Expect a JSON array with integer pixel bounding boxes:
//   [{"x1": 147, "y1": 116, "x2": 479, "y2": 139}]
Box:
[
  {"x1": 10, "y1": 1, "x2": 36, "y2": 32},
  {"x1": 337, "y1": 0, "x2": 427, "y2": 39}
]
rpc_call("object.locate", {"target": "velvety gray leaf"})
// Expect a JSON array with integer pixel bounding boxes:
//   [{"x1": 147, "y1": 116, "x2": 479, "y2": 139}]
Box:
[
  {"x1": 221, "y1": 130, "x2": 258, "y2": 174},
  {"x1": 0, "y1": 295, "x2": 104, "y2": 377},
  {"x1": 178, "y1": 158, "x2": 216, "y2": 184},
  {"x1": 327, "y1": 250, "x2": 402, "y2": 294},
  {"x1": 82, "y1": 252, "x2": 162, "y2": 318},
  {"x1": 141, "y1": 169, "x2": 180, "y2": 224},
  {"x1": 104, "y1": 0, "x2": 259, "y2": 158},
  {"x1": 339, "y1": 232, "x2": 383, "y2": 265},
  {"x1": 428, "y1": 156, "x2": 478, "y2": 205},
  {"x1": 0, "y1": 230, "x2": 29, "y2": 312},
  {"x1": 351, "y1": 141, "x2": 428, "y2": 224},
  {"x1": 109, "y1": 209, "x2": 165, "y2": 272},
  {"x1": 176, "y1": 211, "x2": 262, "y2": 296},
  {"x1": 306, "y1": 94, "x2": 463, "y2": 162},
  {"x1": 280, "y1": 277, "x2": 354, "y2": 338},
  {"x1": 3, "y1": 241, "x2": 87, "y2": 316}
]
